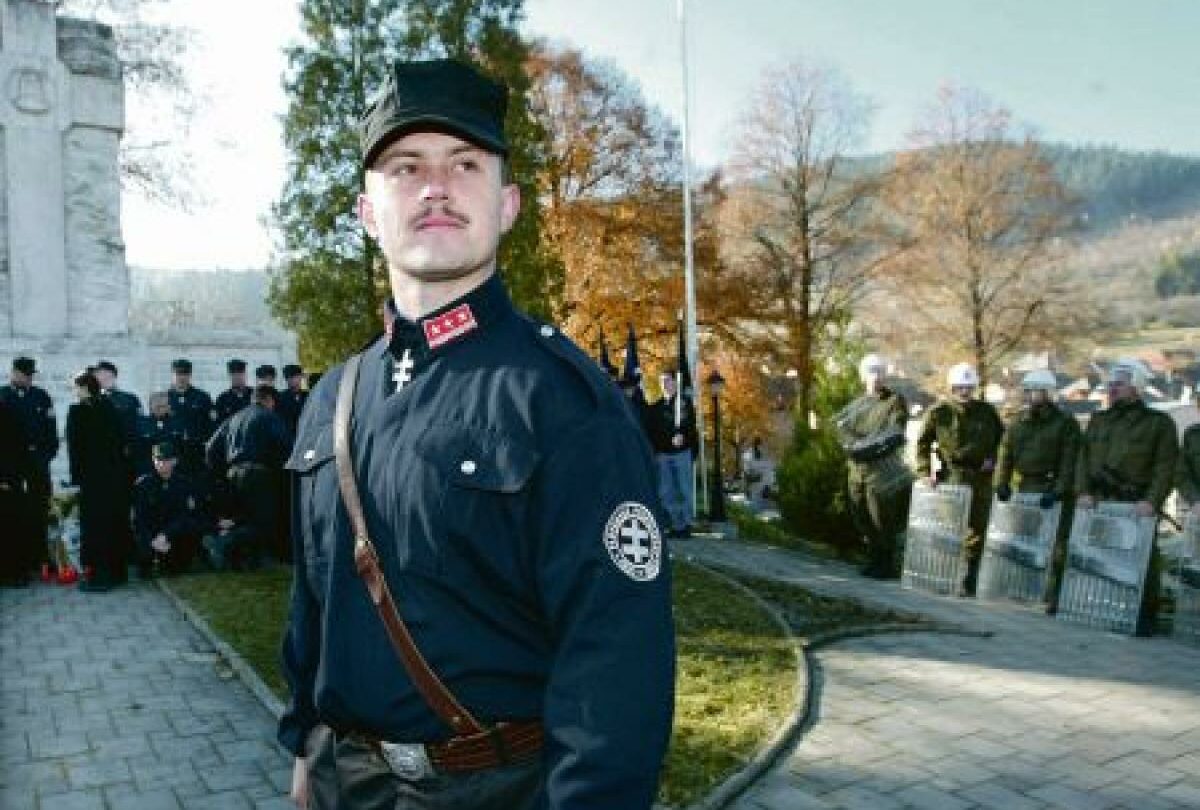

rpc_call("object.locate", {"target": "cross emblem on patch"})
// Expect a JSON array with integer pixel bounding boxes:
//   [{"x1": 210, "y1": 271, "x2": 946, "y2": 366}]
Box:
[
  {"x1": 603, "y1": 502, "x2": 663, "y2": 581},
  {"x1": 392, "y1": 349, "x2": 415, "y2": 393}
]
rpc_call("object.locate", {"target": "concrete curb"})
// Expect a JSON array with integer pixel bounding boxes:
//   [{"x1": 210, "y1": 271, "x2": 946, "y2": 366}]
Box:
[
  {"x1": 680, "y1": 560, "x2": 808, "y2": 810},
  {"x1": 155, "y1": 577, "x2": 286, "y2": 722}
]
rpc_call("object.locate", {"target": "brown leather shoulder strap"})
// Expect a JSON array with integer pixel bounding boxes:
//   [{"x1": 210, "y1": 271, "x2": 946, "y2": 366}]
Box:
[{"x1": 333, "y1": 354, "x2": 485, "y2": 736}]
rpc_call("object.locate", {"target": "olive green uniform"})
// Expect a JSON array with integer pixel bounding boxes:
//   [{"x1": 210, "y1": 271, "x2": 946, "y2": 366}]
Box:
[
  {"x1": 836, "y1": 388, "x2": 911, "y2": 578},
  {"x1": 1075, "y1": 398, "x2": 1179, "y2": 635},
  {"x1": 1177, "y1": 423, "x2": 1200, "y2": 508},
  {"x1": 993, "y1": 401, "x2": 1080, "y2": 603},
  {"x1": 916, "y1": 398, "x2": 1005, "y2": 595}
]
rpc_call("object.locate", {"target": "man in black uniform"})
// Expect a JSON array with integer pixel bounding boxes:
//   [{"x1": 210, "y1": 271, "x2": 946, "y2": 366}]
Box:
[
  {"x1": 277, "y1": 363, "x2": 309, "y2": 434},
  {"x1": 167, "y1": 358, "x2": 216, "y2": 477},
  {"x1": 0, "y1": 396, "x2": 29, "y2": 585},
  {"x1": 96, "y1": 360, "x2": 143, "y2": 577},
  {"x1": 256, "y1": 364, "x2": 281, "y2": 401},
  {"x1": 215, "y1": 358, "x2": 253, "y2": 426},
  {"x1": 0, "y1": 356, "x2": 59, "y2": 580},
  {"x1": 205, "y1": 384, "x2": 291, "y2": 567},
  {"x1": 279, "y1": 59, "x2": 674, "y2": 810},
  {"x1": 133, "y1": 441, "x2": 210, "y2": 576}
]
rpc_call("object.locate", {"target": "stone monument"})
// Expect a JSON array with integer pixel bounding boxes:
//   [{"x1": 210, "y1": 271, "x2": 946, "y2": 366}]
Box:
[{"x1": 0, "y1": 0, "x2": 296, "y2": 475}]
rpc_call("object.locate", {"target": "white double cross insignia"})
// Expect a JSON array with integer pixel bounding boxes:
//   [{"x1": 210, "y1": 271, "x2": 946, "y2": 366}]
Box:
[
  {"x1": 620, "y1": 519, "x2": 652, "y2": 565},
  {"x1": 392, "y1": 349, "x2": 414, "y2": 393}
]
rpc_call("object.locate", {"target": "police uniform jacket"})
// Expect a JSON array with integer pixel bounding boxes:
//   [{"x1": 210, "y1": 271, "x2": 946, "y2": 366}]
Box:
[
  {"x1": 133, "y1": 471, "x2": 209, "y2": 544},
  {"x1": 993, "y1": 402, "x2": 1080, "y2": 496},
  {"x1": 0, "y1": 384, "x2": 58, "y2": 469},
  {"x1": 214, "y1": 386, "x2": 252, "y2": 426},
  {"x1": 1178, "y1": 423, "x2": 1200, "y2": 506},
  {"x1": 1075, "y1": 398, "x2": 1179, "y2": 509},
  {"x1": 168, "y1": 385, "x2": 216, "y2": 446},
  {"x1": 916, "y1": 398, "x2": 1004, "y2": 478},
  {"x1": 646, "y1": 394, "x2": 699, "y2": 456},
  {"x1": 278, "y1": 274, "x2": 675, "y2": 809},
  {"x1": 205, "y1": 403, "x2": 291, "y2": 472},
  {"x1": 835, "y1": 388, "x2": 909, "y2": 485}
]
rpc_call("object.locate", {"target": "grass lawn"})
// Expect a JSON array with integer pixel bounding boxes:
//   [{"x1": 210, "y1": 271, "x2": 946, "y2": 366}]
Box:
[{"x1": 168, "y1": 560, "x2": 900, "y2": 807}]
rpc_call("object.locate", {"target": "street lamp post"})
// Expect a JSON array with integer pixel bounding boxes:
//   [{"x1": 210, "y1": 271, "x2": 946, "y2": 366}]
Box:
[{"x1": 707, "y1": 368, "x2": 727, "y2": 524}]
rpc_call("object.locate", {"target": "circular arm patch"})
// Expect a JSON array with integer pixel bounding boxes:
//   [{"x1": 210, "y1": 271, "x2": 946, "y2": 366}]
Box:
[{"x1": 603, "y1": 502, "x2": 663, "y2": 581}]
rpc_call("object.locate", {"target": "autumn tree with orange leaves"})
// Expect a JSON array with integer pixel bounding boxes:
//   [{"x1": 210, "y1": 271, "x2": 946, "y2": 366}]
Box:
[{"x1": 875, "y1": 86, "x2": 1083, "y2": 390}]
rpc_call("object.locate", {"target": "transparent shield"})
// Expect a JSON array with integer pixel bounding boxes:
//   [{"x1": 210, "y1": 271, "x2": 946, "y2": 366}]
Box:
[
  {"x1": 1172, "y1": 511, "x2": 1200, "y2": 644},
  {"x1": 1057, "y1": 502, "x2": 1156, "y2": 635},
  {"x1": 978, "y1": 493, "x2": 1060, "y2": 603},
  {"x1": 901, "y1": 482, "x2": 971, "y2": 595}
]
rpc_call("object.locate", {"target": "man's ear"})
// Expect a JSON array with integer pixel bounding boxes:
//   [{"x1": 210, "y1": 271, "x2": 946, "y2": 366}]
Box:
[
  {"x1": 499, "y1": 183, "x2": 521, "y2": 235},
  {"x1": 357, "y1": 191, "x2": 378, "y2": 239}
]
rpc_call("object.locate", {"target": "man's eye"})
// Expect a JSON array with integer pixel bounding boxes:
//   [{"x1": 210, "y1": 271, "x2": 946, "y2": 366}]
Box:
[{"x1": 454, "y1": 159, "x2": 480, "y2": 172}]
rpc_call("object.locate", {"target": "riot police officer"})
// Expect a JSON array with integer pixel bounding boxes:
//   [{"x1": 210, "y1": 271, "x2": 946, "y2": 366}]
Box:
[
  {"x1": 214, "y1": 358, "x2": 253, "y2": 426},
  {"x1": 0, "y1": 356, "x2": 59, "y2": 580},
  {"x1": 1075, "y1": 358, "x2": 1179, "y2": 635},
  {"x1": 279, "y1": 59, "x2": 673, "y2": 810},
  {"x1": 916, "y1": 362, "x2": 1005, "y2": 597},
  {"x1": 835, "y1": 353, "x2": 912, "y2": 579},
  {"x1": 993, "y1": 369, "x2": 1080, "y2": 613},
  {"x1": 167, "y1": 358, "x2": 215, "y2": 476}
]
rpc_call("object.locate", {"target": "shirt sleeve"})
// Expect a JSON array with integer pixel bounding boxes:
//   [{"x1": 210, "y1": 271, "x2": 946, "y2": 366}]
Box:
[
  {"x1": 278, "y1": 473, "x2": 322, "y2": 758},
  {"x1": 531, "y1": 415, "x2": 675, "y2": 810},
  {"x1": 1148, "y1": 416, "x2": 1179, "y2": 510}
]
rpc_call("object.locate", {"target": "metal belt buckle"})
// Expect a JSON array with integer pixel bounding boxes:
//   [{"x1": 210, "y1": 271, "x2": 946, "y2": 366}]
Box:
[{"x1": 379, "y1": 741, "x2": 434, "y2": 780}]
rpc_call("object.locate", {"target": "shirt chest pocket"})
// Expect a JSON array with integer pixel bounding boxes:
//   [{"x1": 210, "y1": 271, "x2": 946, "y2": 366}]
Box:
[
  {"x1": 413, "y1": 424, "x2": 540, "y2": 573},
  {"x1": 286, "y1": 423, "x2": 338, "y2": 582}
]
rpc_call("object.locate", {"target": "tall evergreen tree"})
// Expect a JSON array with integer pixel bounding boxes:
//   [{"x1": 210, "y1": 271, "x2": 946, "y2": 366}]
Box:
[{"x1": 270, "y1": 0, "x2": 556, "y2": 369}]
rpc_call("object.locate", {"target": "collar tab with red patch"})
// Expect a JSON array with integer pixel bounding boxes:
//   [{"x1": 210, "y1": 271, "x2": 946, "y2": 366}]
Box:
[{"x1": 422, "y1": 303, "x2": 479, "y2": 350}]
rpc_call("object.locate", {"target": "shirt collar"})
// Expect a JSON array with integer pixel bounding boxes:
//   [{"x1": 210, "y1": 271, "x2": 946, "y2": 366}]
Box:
[{"x1": 384, "y1": 271, "x2": 513, "y2": 362}]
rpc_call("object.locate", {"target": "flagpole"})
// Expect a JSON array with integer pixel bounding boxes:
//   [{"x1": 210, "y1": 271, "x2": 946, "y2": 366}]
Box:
[{"x1": 677, "y1": 0, "x2": 709, "y2": 520}]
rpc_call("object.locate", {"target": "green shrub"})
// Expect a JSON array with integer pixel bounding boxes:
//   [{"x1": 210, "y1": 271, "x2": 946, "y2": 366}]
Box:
[{"x1": 774, "y1": 339, "x2": 862, "y2": 558}]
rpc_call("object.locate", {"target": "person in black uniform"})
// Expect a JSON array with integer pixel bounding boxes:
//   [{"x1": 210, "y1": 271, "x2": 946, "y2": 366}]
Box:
[
  {"x1": 205, "y1": 384, "x2": 291, "y2": 567},
  {"x1": 95, "y1": 360, "x2": 143, "y2": 580},
  {"x1": 646, "y1": 369, "x2": 700, "y2": 538},
  {"x1": 167, "y1": 358, "x2": 216, "y2": 477},
  {"x1": 256, "y1": 364, "x2": 281, "y2": 401},
  {"x1": 66, "y1": 370, "x2": 130, "y2": 592},
  {"x1": 0, "y1": 356, "x2": 59, "y2": 580},
  {"x1": 279, "y1": 59, "x2": 674, "y2": 810},
  {"x1": 0, "y1": 396, "x2": 29, "y2": 586},
  {"x1": 215, "y1": 358, "x2": 253, "y2": 426},
  {"x1": 134, "y1": 392, "x2": 184, "y2": 477},
  {"x1": 277, "y1": 363, "x2": 309, "y2": 434},
  {"x1": 133, "y1": 441, "x2": 210, "y2": 576}
]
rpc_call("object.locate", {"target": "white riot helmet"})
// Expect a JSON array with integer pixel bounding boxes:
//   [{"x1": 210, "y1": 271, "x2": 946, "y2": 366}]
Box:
[
  {"x1": 1109, "y1": 357, "x2": 1149, "y2": 391},
  {"x1": 858, "y1": 353, "x2": 887, "y2": 380},
  {"x1": 946, "y1": 362, "x2": 979, "y2": 388},
  {"x1": 1020, "y1": 369, "x2": 1057, "y2": 391}
]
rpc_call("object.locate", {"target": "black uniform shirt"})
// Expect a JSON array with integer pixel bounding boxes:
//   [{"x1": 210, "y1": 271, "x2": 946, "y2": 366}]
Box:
[
  {"x1": 168, "y1": 385, "x2": 216, "y2": 445},
  {"x1": 278, "y1": 273, "x2": 675, "y2": 809},
  {"x1": 206, "y1": 403, "x2": 291, "y2": 471},
  {"x1": 214, "y1": 386, "x2": 253, "y2": 426},
  {"x1": 0, "y1": 384, "x2": 58, "y2": 467},
  {"x1": 277, "y1": 388, "x2": 309, "y2": 434},
  {"x1": 132, "y1": 471, "x2": 209, "y2": 543}
]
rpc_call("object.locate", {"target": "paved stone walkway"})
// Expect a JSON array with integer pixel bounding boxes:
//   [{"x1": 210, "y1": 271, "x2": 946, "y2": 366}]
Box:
[
  {"x1": 0, "y1": 581, "x2": 292, "y2": 810},
  {"x1": 683, "y1": 539, "x2": 1200, "y2": 810}
]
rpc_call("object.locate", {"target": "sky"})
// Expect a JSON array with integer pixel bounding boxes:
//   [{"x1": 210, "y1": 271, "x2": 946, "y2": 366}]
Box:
[{"x1": 119, "y1": 0, "x2": 1200, "y2": 271}]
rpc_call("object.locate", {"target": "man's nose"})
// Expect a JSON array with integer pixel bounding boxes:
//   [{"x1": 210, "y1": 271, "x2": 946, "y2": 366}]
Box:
[{"x1": 420, "y1": 166, "x2": 451, "y2": 201}]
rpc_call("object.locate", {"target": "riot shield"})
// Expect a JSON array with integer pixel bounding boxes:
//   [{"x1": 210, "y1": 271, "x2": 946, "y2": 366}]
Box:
[
  {"x1": 1057, "y1": 502, "x2": 1156, "y2": 635},
  {"x1": 901, "y1": 482, "x2": 971, "y2": 595},
  {"x1": 977, "y1": 493, "x2": 1060, "y2": 603},
  {"x1": 1172, "y1": 511, "x2": 1200, "y2": 644}
]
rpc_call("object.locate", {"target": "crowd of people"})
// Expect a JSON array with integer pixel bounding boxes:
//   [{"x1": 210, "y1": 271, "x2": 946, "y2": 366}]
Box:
[
  {"x1": 0, "y1": 355, "x2": 311, "y2": 590},
  {"x1": 836, "y1": 353, "x2": 1200, "y2": 636}
]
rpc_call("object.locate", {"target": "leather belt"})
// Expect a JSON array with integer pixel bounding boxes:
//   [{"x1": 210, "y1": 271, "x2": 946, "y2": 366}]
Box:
[{"x1": 334, "y1": 720, "x2": 543, "y2": 776}]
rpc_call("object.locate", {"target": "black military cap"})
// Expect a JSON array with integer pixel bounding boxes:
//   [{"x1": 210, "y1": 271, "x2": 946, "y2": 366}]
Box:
[
  {"x1": 282, "y1": 364, "x2": 303, "y2": 379},
  {"x1": 359, "y1": 59, "x2": 508, "y2": 169},
  {"x1": 255, "y1": 364, "x2": 277, "y2": 379},
  {"x1": 96, "y1": 360, "x2": 118, "y2": 375},
  {"x1": 12, "y1": 356, "x2": 36, "y2": 375},
  {"x1": 152, "y1": 440, "x2": 178, "y2": 460},
  {"x1": 171, "y1": 358, "x2": 192, "y2": 374},
  {"x1": 227, "y1": 358, "x2": 247, "y2": 374}
]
